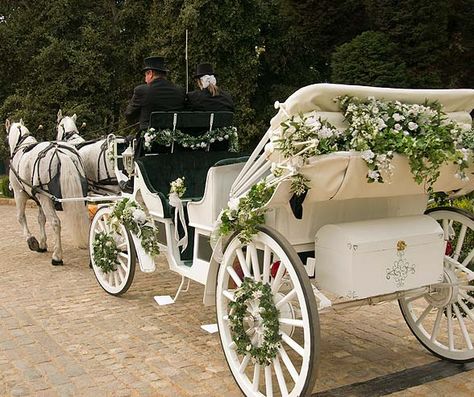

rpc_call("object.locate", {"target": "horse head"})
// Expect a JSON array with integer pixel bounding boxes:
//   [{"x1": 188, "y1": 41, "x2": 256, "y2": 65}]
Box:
[
  {"x1": 56, "y1": 109, "x2": 81, "y2": 142},
  {"x1": 5, "y1": 118, "x2": 32, "y2": 155}
]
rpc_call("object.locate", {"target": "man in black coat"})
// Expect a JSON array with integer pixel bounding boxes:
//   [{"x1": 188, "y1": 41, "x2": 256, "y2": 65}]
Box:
[
  {"x1": 125, "y1": 56, "x2": 186, "y2": 130},
  {"x1": 187, "y1": 63, "x2": 234, "y2": 112}
]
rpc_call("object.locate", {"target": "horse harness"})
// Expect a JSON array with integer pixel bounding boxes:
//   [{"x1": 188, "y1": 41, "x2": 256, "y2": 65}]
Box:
[{"x1": 10, "y1": 135, "x2": 87, "y2": 204}]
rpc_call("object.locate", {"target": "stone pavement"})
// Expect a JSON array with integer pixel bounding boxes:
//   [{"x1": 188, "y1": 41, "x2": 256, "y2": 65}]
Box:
[{"x1": 0, "y1": 203, "x2": 473, "y2": 396}]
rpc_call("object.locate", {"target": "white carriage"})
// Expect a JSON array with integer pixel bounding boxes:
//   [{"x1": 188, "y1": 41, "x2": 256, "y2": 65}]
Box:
[{"x1": 89, "y1": 84, "x2": 474, "y2": 396}]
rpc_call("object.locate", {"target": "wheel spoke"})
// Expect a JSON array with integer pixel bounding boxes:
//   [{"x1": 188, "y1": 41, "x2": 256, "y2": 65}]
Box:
[
  {"x1": 279, "y1": 318, "x2": 304, "y2": 328},
  {"x1": 252, "y1": 363, "x2": 260, "y2": 392},
  {"x1": 447, "y1": 305, "x2": 455, "y2": 351},
  {"x1": 272, "y1": 356, "x2": 289, "y2": 397},
  {"x1": 278, "y1": 346, "x2": 299, "y2": 383},
  {"x1": 118, "y1": 252, "x2": 129, "y2": 261},
  {"x1": 442, "y1": 219, "x2": 449, "y2": 240},
  {"x1": 271, "y1": 261, "x2": 286, "y2": 294},
  {"x1": 262, "y1": 245, "x2": 271, "y2": 284},
  {"x1": 461, "y1": 285, "x2": 474, "y2": 291},
  {"x1": 415, "y1": 304, "x2": 433, "y2": 326},
  {"x1": 265, "y1": 364, "x2": 273, "y2": 397},
  {"x1": 462, "y1": 247, "x2": 474, "y2": 267},
  {"x1": 226, "y1": 266, "x2": 242, "y2": 287},
  {"x1": 249, "y1": 243, "x2": 261, "y2": 281},
  {"x1": 458, "y1": 298, "x2": 474, "y2": 323},
  {"x1": 239, "y1": 354, "x2": 250, "y2": 373},
  {"x1": 113, "y1": 271, "x2": 120, "y2": 287},
  {"x1": 223, "y1": 290, "x2": 236, "y2": 302},
  {"x1": 276, "y1": 289, "x2": 297, "y2": 309},
  {"x1": 452, "y1": 304, "x2": 473, "y2": 350},
  {"x1": 236, "y1": 248, "x2": 251, "y2": 277},
  {"x1": 281, "y1": 331, "x2": 304, "y2": 357},
  {"x1": 431, "y1": 308, "x2": 443, "y2": 342},
  {"x1": 459, "y1": 290, "x2": 474, "y2": 305},
  {"x1": 116, "y1": 242, "x2": 127, "y2": 250},
  {"x1": 453, "y1": 224, "x2": 467, "y2": 261}
]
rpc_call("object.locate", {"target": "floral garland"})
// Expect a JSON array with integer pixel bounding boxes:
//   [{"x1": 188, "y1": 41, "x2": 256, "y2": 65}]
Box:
[
  {"x1": 92, "y1": 232, "x2": 119, "y2": 273},
  {"x1": 143, "y1": 126, "x2": 239, "y2": 152},
  {"x1": 218, "y1": 181, "x2": 275, "y2": 243},
  {"x1": 109, "y1": 198, "x2": 160, "y2": 257},
  {"x1": 228, "y1": 278, "x2": 281, "y2": 366},
  {"x1": 273, "y1": 96, "x2": 472, "y2": 189}
]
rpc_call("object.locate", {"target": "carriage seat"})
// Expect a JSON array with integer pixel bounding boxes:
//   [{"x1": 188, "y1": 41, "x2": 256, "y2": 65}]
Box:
[
  {"x1": 146, "y1": 111, "x2": 234, "y2": 153},
  {"x1": 135, "y1": 151, "x2": 247, "y2": 218}
]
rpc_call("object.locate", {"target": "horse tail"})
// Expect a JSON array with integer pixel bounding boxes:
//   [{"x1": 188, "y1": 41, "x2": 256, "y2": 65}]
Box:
[{"x1": 58, "y1": 153, "x2": 89, "y2": 248}]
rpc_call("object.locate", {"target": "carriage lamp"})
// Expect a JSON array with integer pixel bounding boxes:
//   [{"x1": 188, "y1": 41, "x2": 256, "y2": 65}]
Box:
[{"x1": 122, "y1": 143, "x2": 135, "y2": 176}]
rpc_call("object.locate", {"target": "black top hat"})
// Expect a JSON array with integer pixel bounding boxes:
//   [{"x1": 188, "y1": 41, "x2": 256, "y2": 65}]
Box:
[
  {"x1": 142, "y1": 56, "x2": 169, "y2": 72},
  {"x1": 194, "y1": 63, "x2": 216, "y2": 78}
]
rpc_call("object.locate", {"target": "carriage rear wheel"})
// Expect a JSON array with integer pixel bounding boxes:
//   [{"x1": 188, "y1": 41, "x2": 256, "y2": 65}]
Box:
[
  {"x1": 89, "y1": 205, "x2": 136, "y2": 296},
  {"x1": 399, "y1": 207, "x2": 474, "y2": 362},
  {"x1": 216, "y1": 225, "x2": 320, "y2": 396}
]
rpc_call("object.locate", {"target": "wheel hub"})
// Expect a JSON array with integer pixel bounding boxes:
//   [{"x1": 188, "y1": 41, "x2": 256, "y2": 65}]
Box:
[{"x1": 425, "y1": 265, "x2": 459, "y2": 308}]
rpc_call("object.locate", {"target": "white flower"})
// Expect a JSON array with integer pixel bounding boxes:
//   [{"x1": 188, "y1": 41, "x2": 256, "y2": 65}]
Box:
[
  {"x1": 361, "y1": 150, "x2": 375, "y2": 163},
  {"x1": 394, "y1": 123, "x2": 402, "y2": 131},
  {"x1": 246, "y1": 344, "x2": 252, "y2": 351},
  {"x1": 149, "y1": 128, "x2": 155, "y2": 132},
  {"x1": 132, "y1": 209, "x2": 147, "y2": 225},
  {"x1": 393, "y1": 113, "x2": 404, "y2": 122},
  {"x1": 368, "y1": 170, "x2": 381, "y2": 181},
  {"x1": 224, "y1": 134, "x2": 229, "y2": 139},
  {"x1": 227, "y1": 197, "x2": 240, "y2": 212},
  {"x1": 455, "y1": 172, "x2": 469, "y2": 181},
  {"x1": 408, "y1": 122, "x2": 418, "y2": 131},
  {"x1": 265, "y1": 142, "x2": 274, "y2": 155},
  {"x1": 377, "y1": 118, "x2": 387, "y2": 130},
  {"x1": 403, "y1": 130, "x2": 410, "y2": 136}
]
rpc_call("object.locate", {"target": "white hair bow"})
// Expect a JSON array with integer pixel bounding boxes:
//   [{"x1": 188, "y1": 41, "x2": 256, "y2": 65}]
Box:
[{"x1": 200, "y1": 74, "x2": 217, "y2": 88}]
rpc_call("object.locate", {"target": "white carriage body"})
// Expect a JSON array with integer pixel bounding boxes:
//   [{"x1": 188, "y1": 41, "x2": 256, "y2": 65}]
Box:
[{"x1": 227, "y1": 83, "x2": 474, "y2": 300}]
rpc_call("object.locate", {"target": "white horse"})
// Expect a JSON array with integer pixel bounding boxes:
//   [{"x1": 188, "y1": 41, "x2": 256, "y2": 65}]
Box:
[
  {"x1": 6, "y1": 119, "x2": 89, "y2": 265},
  {"x1": 56, "y1": 110, "x2": 122, "y2": 195}
]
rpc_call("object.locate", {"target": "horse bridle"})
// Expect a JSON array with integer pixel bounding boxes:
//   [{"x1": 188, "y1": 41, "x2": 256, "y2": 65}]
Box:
[
  {"x1": 10, "y1": 124, "x2": 33, "y2": 158},
  {"x1": 58, "y1": 119, "x2": 80, "y2": 141}
]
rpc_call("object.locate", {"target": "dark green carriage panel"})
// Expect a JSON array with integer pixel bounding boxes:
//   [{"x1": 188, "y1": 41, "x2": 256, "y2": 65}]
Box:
[{"x1": 135, "y1": 151, "x2": 248, "y2": 218}]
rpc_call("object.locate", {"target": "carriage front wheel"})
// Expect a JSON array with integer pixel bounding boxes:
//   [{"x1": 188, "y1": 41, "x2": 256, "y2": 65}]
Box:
[
  {"x1": 216, "y1": 225, "x2": 320, "y2": 396},
  {"x1": 89, "y1": 205, "x2": 136, "y2": 296},
  {"x1": 399, "y1": 207, "x2": 474, "y2": 362}
]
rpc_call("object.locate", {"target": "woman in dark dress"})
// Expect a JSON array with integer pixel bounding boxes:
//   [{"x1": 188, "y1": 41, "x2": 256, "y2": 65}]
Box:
[{"x1": 187, "y1": 63, "x2": 234, "y2": 112}]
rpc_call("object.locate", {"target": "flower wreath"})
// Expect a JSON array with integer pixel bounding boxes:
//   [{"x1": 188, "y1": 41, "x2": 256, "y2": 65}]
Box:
[
  {"x1": 92, "y1": 231, "x2": 119, "y2": 273},
  {"x1": 228, "y1": 278, "x2": 281, "y2": 366}
]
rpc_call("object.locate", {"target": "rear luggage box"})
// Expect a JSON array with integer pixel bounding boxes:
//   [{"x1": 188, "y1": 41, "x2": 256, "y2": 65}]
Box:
[{"x1": 315, "y1": 215, "x2": 445, "y2": 299}]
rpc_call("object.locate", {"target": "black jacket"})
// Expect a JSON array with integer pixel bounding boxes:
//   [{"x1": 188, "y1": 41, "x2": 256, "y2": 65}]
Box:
[
  {"x1": 187, "y1": 88, "x2": 234, "y2": 112},
  {"x1": 125, "y1": 78, "x2": 186, "y2": 130}
]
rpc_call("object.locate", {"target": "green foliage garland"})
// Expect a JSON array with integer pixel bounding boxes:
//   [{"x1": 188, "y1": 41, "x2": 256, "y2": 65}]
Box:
[
  {"x1": 92, "y1": 232, "x2": 119, "y2": 274},
  {"x1": 143, "y1": 126, "x2": 239, "y2": 152},
  {"x1": 228, "y1": 278, "x2": 281, "y2": 366},
  {"x1": 218, "y1": 181, "x2": 275, "y2": 243}
]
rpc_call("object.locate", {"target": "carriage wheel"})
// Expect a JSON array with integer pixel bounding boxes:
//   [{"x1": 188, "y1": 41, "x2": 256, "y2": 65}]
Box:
[
  {"x1": 399, "y1": 207, "x2": 474, "y2": 362},
  {"x1": 216, "y1": 225, "x2": 320, "y2": 396},
  {"x1": 89, "y1": 205, "x2": 136, "y2": 296}
]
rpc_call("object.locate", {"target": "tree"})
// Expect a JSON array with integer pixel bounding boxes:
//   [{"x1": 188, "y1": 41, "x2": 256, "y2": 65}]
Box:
[{"x1": 331, "y1": 31, "x2": 409, "y2": 87}]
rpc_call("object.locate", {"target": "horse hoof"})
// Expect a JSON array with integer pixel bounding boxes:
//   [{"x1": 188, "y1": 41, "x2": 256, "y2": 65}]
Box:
[
  {"x1": 37, "y1": 248, "x2": 47, "y2": 253},
  {"x1": 51, "y1": 259, "x2": 64, "y2": 266},
  {"x1": 27, "y1": 237, "x2": 40, "y2": 252}
]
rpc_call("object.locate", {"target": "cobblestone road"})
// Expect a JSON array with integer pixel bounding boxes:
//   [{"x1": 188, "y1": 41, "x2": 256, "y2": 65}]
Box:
[{"x1": 0, "y1": 203, "x2": 473, "y2": 396}]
